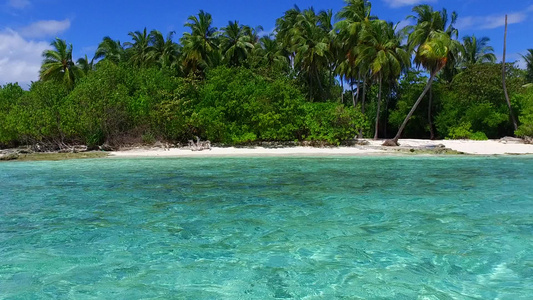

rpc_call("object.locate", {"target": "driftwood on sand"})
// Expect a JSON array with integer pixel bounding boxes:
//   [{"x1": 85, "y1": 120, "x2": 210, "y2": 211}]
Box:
[{"x1": 188, "y1": 136, "x2": 211, "y2": 151}]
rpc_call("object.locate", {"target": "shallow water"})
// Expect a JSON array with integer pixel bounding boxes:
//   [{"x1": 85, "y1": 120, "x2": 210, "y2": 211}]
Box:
[{"x1": 1, "y1": 156, "x2": 532, "y2": 299}]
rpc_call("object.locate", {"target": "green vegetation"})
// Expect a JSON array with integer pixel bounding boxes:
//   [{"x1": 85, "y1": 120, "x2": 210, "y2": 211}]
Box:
[{"x1": 1, "y1": 0, "x2": 532, "y2": 150}]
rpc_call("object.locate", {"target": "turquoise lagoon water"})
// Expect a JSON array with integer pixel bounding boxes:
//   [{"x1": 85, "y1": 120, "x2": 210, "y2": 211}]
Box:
[{"x1": 0, "y1": 156, "x2": 532, "y2": 299}]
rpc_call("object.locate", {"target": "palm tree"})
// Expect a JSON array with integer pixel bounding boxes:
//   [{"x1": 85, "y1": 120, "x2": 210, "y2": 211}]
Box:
[
  {"x1": 521, "y1": 49, "x2": 533, "y2": 83},
  {"x1": 124, "y1": 28, "x2": 153, "y2": 67},
  {"x1": 77, "y1": 55, "x2": 95, "y2": 74},
  {"x1": 244, "y1": 25, "x2": 264, "y2": 46},
  {"x1": 356, "y1": 21, "x2": 410, "y2": 139},
  {"x1": 39, "y1": 38, "x2": 83, "y2": 89},
  {"x1": 220, "y1": 21, "x2": 254, "y2": 67},
  {"x1": 335, "y1": 0, "x2": 375, "y2": 114},
  {"x1": 94, "y1": 36, "x2": 125, "y2": 65},
  {"x1": 254, "y1": 35, "x2": 288, "y2": 69},
  {"x1": 331, "y1": 36, "x2": 352, "y2": 104},
  {"x1": 406, "y1": 4, "x2": 459, "y2": 139},
  {"x1": 384, "y1": 31, "x2": 459, "y2": 146},
  {"x1": 180, "y1": 10, "x2": 219, "y2": 75},
  {"x1": 148, "y1": 30, "x2": 181, "y2": 69},
  {"x1": 461, "y1": 35, "x2": 496, "y2": 65},
  {"x1": 291, "y1": 8, "x2": 331, "y2": 101},
  {"x1": 275, "y1": 6, "x2": 302, "y2": 70}
]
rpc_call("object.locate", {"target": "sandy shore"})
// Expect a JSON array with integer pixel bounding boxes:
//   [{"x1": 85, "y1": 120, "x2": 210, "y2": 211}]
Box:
[{"x1": 109, "y1": 139, "x2": 533, "y2": 158}]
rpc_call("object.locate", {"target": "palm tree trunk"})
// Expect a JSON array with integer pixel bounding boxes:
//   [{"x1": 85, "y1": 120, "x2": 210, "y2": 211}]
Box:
[
  {"x1": 384, "y1": 91, "x2": 390, "y2": 138},
  {"x1": 502, "y1": 15, "x2": 519, "y2": 132},
  {"x1": 374, "y1": 76, "x2": 382, "y2": 140},
  {"x1": 309, "y1": 72, "x2": 313, "y2": 102},
  {"x1": 362, "y1": 75, "x2": 367, "y2": 114},
  {"x1": 341, "y1": 76, "x2": 344, "y2": 104},
  {"x1": 352, "y1": 79, "x2": 356, "y2": 107},
  {"x1": 358, "y1": 75, "x2": 367, "y2": 139},
  {"x1": 315, "y1": 68, "x2": 325, "y2": 95},
  {"x1": 355, "y1": 70, "x2": 361, "y2": 104},
  {"x1": 351, "y1": 80, "x2": 355, "y2": 107},
  {"x1": 386, "y1": 71, "x2": 437, "y2": 146},
  {"x1": 428, "y1": 87, "x2": 435, "y2": 140}
]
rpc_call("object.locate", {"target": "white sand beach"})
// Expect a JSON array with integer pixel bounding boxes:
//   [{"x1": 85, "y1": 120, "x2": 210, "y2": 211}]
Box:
[{"x1": 109, "y1": 138, "x2": 533, "y2": 158}]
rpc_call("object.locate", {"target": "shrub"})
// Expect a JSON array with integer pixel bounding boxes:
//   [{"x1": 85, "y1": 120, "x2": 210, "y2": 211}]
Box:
[{"x1": 302, "y1": 103, "x2": 368, "y2": 144}]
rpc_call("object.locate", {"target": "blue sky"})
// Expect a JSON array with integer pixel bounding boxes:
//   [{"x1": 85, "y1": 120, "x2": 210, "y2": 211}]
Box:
[{"x1": 1, "y1": 0, "x2": 532, "y2": 87}]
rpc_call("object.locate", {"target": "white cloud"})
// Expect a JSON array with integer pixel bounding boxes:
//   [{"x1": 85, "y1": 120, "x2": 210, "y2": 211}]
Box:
[
  {"x1": 382, "y1": 0, "x2": 437, "y2": 8},
  {"x1": 457, "y1": 11, "x2": 528, "y2": 30},
  {"x1": 8, "y1": 0, "x2": 30, "y2": 9},
  {"x1": 19, "y1": 19, "x2": 71, "y2": 38},
  {"x1": 0, "y1": 29, "x2": 48, "y2": 87}
]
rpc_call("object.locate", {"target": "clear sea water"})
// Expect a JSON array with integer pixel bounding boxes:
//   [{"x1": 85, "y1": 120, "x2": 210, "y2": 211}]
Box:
[{"x1": 1, "y1": 156, "x2": 532, "y2": 299}]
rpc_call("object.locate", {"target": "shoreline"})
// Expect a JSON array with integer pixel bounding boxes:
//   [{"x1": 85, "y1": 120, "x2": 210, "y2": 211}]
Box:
[
  {"x1": 109, "y1": 138, "x2": 533, "y2": 158},
  {"x1": 2, "y1": 139, "x2": 533, "y2": 162}
]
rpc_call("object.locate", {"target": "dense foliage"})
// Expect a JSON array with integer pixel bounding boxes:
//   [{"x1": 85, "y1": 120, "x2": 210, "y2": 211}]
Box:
[{"x1": 1, "y1": 0, "x2": 532, "y2": 149}]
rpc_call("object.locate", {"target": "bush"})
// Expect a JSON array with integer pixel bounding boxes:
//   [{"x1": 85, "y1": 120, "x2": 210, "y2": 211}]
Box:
[
  {"x1": 0, "y1": 83, "x2": 26, "y2": 146},
  {"x1": 302, "y1": 103, "x2": 368, "y2": 144},
  {"x1": 64, "y1": 62, "x2": 131, "y2": 146},
  {"x1": 515, "y1": 87, "x2": 533, "y2": 138},
  {"x1": 447, "y1": 122, "x2": 488, "y2": 140},
  {"x1": 191, "y1": 66, "x2": 307, "y2": 144},
  {"x1": 435, "y1": 63, "x2": 523, "y2": 139}
]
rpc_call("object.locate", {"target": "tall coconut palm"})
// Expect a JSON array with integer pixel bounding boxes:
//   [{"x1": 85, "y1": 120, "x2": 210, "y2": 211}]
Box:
[
  {"x1": 181, "y1": 10, "x2": 219, "y2": 75},
  {"x1": 335, "y1": 0, "x2": 375, "y2": 111},
  {"x1": 356, "y1": 20, "x2": 410, "y2": 140},
  {"x1": 521, "y1": 49, "x2": 533, "y2": 83},
  {"x1": 291, "y1": 8, "x2": 331, "y2": 101},
  {"x1": 331, "y1": 35, "x2": 352, "y2": 104},
  {"x1": 94, "y1": 36, "x2": 125, "y2": 65},
  {"x1": 220, "y1": 21, "x2": 254, "y2": 67},
  {"x1": 149, "y1": 30, "x2": 181, "y2": 69},
  {"x1": 461, "y1": 35, "x2": 496, "y2": 65},
  {"x1": 275, "y1": 6, "x2": 302, "y2": 70},
  {"x1": 77, "y1": 55, "x2": 95, "y2": 74},
  {"x1": 125, "y1": 28, "x2": 153, "y2": 67},
  {"x1": 254, "y1": 35, "x2": 288, "y2": 69},
  {"x1": 244, "y1": 25, "x2": 264, "y2": 46},
  {"x1": 385, "y1": 31, "x2": 459, "y2": 146},
  {"x1": 319, "y1": 9, "x2": 337, "y2": 90},
  {"x1": 39, "y1": 38, "x2": 83, "y2": 89}
]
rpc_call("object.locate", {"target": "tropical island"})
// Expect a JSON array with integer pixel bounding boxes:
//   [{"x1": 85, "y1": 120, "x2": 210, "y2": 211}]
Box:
[
  {"x1": 1, "y1": 0, "x2": 533, "y2": 157},
  {"x1": 2, "y1": 2, "x2": 533, "y2": 298}
]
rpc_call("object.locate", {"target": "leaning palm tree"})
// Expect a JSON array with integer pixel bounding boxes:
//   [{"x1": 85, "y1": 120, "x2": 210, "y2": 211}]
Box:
[
  {"x1": 461, "y1": 35, "x2": 496, "y2": 65},
  {"x1": 356, "y1": 21, "x2": 410, "y2": 139},
  {"x1": 39, "y1": 38, "x2": 83, "y2": 89},
  {"x1": 384, "y1": 31, "x2": 459, "y2": 146},
  {"x1": 220, "y1": 21, "x2": 254, "y2": 67},
  {"x1": 406, "y1": 4, "x2": 459, "y2": 139},
  {"x1": 180, "y1": 10, "x2": 219, "y2": 75},
  {"x1": 521, "y1": 49, "x2": 533, "y2": 83}
]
